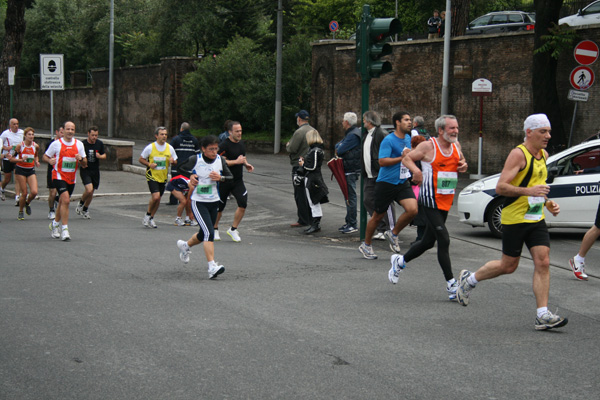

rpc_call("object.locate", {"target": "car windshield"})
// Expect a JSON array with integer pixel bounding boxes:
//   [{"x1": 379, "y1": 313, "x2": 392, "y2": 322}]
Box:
[{"x1": 584, "y1": 1, "x2": 600, "y2": 14}]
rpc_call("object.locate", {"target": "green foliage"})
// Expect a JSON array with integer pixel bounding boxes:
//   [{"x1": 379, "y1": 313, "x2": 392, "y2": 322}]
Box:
[
  {"x1": 534, "y1": 22, "x2": 578, "y2": 59},
  {"x1": 183, "y1": 36, "x2": 275, "y2": 132},
  {"x1": 183, "y1": 33, "x2": 312, "y2": 135}
]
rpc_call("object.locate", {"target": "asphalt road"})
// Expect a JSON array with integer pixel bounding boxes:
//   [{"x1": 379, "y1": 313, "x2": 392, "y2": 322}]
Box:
[{"x1": 1, "y1": 152, "x2": 599, "y2": 399}]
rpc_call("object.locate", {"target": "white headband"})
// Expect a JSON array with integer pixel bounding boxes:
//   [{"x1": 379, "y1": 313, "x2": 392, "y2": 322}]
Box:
[{"x1": 523, "y1": 114, "x2": 551, "y2": 132}]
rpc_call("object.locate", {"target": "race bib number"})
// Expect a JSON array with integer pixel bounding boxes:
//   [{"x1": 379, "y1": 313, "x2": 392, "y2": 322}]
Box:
[
  {"x1": 196, "y1": 184, "x2": 213, "y2": 195},
  {"x1": 61, "y1": 157, "x2": 76, "y2": 172},
  {"x1": 154, "y1": 156, "x2": 166, "y2": 170},
  {"x1": 399, "y1": 165, "x2": 411, "y2": 180},
  {"x1": 436, "y1": 171, "x2": 457, "y2": 194},
  {"x1": 23, "y1": 155, "x2": 35, "y2": 163},
  {"x1": 524, "y1": 196, "x2": 545, "y2": 221}
]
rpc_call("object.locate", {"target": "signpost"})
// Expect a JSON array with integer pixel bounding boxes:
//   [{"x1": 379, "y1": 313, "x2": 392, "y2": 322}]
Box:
[
  {"x1": 569, "y1": 40, "x2": 597, "y2": 147},
  {"x1": 471, "y1": 78, "x2": 492, "y2": 179},
  {"x1": 329, "y1": 20, "x2": 339, "y2": 39},
  {"x1": 8, "y1": 66, "x2": 15, "y2": 119},
  {"x1": 40, "y1": 54, "x2": 64, "y2": 138}
]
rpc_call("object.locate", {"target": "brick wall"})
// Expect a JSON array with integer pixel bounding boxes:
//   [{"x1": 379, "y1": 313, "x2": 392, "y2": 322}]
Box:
[
  {"x1": 312, "y1": 28, "x2": 600, "y2": 174},
  {"x1": 13, "y1": 57, "x2": 196, "y2": 141}
]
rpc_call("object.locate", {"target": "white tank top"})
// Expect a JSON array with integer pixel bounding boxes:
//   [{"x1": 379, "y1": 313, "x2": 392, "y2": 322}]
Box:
[{"x1": 190, "y1": 154, "x2": 222, "y2": 203}]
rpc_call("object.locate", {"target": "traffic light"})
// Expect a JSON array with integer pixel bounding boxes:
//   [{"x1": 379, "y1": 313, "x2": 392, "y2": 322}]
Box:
[{"x1": 356, "y1": 5, "x2": 401, "y2": 80}]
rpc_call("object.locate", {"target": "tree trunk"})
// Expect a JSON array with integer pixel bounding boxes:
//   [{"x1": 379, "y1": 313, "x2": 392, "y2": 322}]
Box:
[
  {"x1": 0, "y1": 0, "x2": 28, "y2": 128},
  {"x1": 533, "y1": 0, "x2": 565, "y2": 151},
  {"x1": 451, "y1": 0, "x2": 470, "y2": 37}
]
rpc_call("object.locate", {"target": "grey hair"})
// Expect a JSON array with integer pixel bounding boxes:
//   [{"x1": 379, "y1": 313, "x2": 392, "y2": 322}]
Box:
[
  {"x1": 363, "y1": 110, "x2": 381, "y2": 127},
  {"x1": 343, "y1": 112, "x2": 358, "y2": 126},
  {"x1": 413, "y1": 116, "x2": 424, "y2": 127},
  {"x1": 154, "y1": 126, "x2": 167, "y2": 135},
  {"x1": 434, "y1": 115, "x2": 457, "y2": 132}
]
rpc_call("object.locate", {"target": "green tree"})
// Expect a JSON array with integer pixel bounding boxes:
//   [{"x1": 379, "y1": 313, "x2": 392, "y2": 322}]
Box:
[{"x1": 0, "y1": 0, "x2": 33, "y2": 126}]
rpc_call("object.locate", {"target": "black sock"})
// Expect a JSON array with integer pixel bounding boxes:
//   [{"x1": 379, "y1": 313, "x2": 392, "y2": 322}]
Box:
[{"x1": 230, "y1": 226, "x2": 237, "y2": 231}]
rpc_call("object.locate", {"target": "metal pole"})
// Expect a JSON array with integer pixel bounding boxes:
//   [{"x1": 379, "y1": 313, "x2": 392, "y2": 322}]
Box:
[
  {"x1": 478, "y1": 97, "x2": 483, "y2": 176},
  {"x1": 50, "y1": 90, "x2": 54, "y2": 140},
  {"x1": 568, "y1": 101, "x2": 578, "y2": 148},
  {"x1": 108, "y1": 0, "x2": 115, "y2": 138},
  {"x1": 440, "y1": 0, "x2": 451, "y2": 114},
  {"x1": 274, "y1": 0, "x2": 283, "y2": 154},
  {"x1": 358, "y1": 5, "x2": 370, "y2": 241},
  {"x1": 9, "y1": 87, "x2": 13, "y2": 119}
]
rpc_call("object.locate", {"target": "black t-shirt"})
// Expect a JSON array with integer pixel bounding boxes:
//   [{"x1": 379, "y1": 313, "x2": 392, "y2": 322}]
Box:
[
  {"x1": 218, "y1": 139, "x2": 246, "y2": 181},
  {"x1": 83, "y1": 139, "x2": 105, "y2": 170}
]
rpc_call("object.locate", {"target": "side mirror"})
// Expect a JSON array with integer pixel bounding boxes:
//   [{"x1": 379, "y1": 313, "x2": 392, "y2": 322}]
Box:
[{"x1": 547, "y1": 166, "x2": 559, "y2": 184}]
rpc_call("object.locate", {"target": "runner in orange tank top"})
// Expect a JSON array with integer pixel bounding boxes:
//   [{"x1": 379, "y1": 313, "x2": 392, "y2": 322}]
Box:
[
  {"x1": 43, "y1": 121, "x2": 87, "y2": 241},
  {"x1": 7, "y1": 127, "x2": 40, "y2": 220},
  {"x1": 389, "y1": 115, "x2": 468, "y2": 302}
]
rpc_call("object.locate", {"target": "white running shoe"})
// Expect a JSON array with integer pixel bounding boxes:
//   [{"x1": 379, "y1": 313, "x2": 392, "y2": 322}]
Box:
[
  {"x1": 15, "y1": 195, "x2": 19, "y2": 206},
  {"x1": 174, "y1": 216, "x2": 185, "y2": 226},
  {"x1": 208, "y1": 263, "x2": 225, "y2": 279},
  {"x1": 372, "y1": 232, "x2": 385, "y2": 240},
  {"x1": 214, "y1": 230, "x2": 221, "y2": 241},
  {"x1": 61, "y1": 227, "x2": 71, "y2": 241},
  {"x1": 389, "y1": 254, "x2": 405, "y2": 284},
  {"x1": 456, "y1": 270, "x2": 475, "y2": 306},
  {"x1": 358, "y1": 242, "x2": 378, "y2": 260},
  {"x1": 49, "y1": 222, "x2": 61, "y2": 239},
  {"x1": 48, "y1": 210, "x2": 55, "y2": 220},
  {"x1": 384, "y1": 230, "x2": 401, "y2": 253},
  {"x1": 143, "y1": 215, "x2": 151, "y2": 227},
  {"x1": 227, "y1": 228, "x2": 241, "y2": 242},
  {"x1": 0, "y1": 189, "x2": 5, "y2": 201},
  {"x1": 188, "y1": 219, "x2": 198, "y2": 226},
  {"x1": 569, "y1": 258, "x2": 589, "y2": 281},
  {"x1": 447, "y1": 281, "x2": 459, "y2": 301},
  {"x1": 149, "y1": 218, "x2": 157, "y2": 228},
  {"x1": 75, "y1": 203, "x2": 83, "y2": 215},
  {"x1": 177, "y1": 240, "x2": 191, "y2": 264},
  {"x1": 82, "y1": 211, "x2": 91, "y2": 219}
]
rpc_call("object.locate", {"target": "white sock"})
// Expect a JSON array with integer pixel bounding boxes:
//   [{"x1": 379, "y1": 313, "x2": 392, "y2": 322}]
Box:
[
  {"x1": 62, "y1": 225, "x2": 68, "y2": 230},
  {"x1": 467, "y1": 274, "x2": 478, "y2": 287},
  {"x1": 52, "y1": 220, "x2": 60, "y2": 228},
  {"x1": 447, "y1": 278, "x2": 456, "y2": 287},
  {"x1": 575, "y1": 254, "x2": 585, "y2": 264},
  {"x1": 208, "y1": 260, "x2": 216, "y2": 268},
  {"x1": 537, "y1": 307, "x2": 548, "y2": 318}
]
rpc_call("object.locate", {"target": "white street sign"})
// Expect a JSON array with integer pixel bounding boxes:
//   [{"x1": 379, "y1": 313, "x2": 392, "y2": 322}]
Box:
[
  {"x1": 40, "y1": 54, "x2": 64, "y2": 90},
  {"x1": 568, "y1": 89, "x2": 590, "y2": 102},
  {"x1": 472, "y1": 78, "x2": 492, "y2": 93},
  {"x1": 8, "y1": 67, "x2": 15, "y2": 86}
]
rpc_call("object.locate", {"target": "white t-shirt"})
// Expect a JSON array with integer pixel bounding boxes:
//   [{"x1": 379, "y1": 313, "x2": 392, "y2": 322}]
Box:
[
  {"x1": 1, "y1": 129, "x2": 24, "y2": 155},
  {"x1": 363, "y1": 127, "x2": 375, "y2": 179},
  {"x1": 140, "y1": 142, "x2": 177, "y2": 161}
]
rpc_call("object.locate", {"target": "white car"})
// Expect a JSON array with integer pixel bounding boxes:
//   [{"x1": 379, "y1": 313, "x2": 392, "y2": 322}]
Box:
[
  {"x1": 458, "y1": 139, "x2": 600, "y2": 237},
  {"x1": 559, "y1": 1, "x2": 600, "y2": 27}
]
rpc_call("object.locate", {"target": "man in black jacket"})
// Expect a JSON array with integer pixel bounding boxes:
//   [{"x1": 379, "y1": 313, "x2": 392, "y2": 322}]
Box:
[
  {"x1": 335, "y1": 112, "x2": 361, "y2": 234},
  {"x1": 361, "y1": 111, "x2": 395, "y2": 240},
  {"x1": 169, "y1": 122, "x2": 200, "y2": 204}
]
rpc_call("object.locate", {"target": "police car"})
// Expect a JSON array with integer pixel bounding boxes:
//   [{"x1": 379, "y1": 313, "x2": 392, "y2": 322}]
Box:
[{"x1": 458, "y1": 139, "x2": 600, "y2": 237}]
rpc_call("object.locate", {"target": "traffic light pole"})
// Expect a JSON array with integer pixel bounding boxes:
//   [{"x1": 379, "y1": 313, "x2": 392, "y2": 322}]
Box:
[{"x1": 358, "y1": 5, "x2": 371, "y2": 241}]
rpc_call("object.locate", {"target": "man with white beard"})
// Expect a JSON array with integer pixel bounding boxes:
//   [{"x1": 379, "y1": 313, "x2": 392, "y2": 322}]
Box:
[{"x1": 389, "y1": 115, "x2": 468, "y2": 301}]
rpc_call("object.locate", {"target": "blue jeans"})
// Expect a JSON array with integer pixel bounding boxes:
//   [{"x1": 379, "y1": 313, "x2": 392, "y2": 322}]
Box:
[{"x1": 345, "y1": 172, "x2": 359, "y2": 227}]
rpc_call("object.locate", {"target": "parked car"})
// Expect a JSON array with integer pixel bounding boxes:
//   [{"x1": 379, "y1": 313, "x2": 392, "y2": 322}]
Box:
[
  {"x1": 465, "y1": 11, "x2": 535, "y2": 35},
  {"x1": 559, "y1": 1, "x2": 600, "y2": 27},
  {"x1": 457, "y1": 139, "x2": 600, "y2": 237}
]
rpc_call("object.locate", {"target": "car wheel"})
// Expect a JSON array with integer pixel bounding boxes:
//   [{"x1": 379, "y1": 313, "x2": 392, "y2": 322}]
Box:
[{"x1": 485, "y1": 198, "x2": 504, "y2": 238}]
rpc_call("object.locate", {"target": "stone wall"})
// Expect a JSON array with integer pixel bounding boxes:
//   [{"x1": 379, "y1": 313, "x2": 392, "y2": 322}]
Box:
[
  {"x1": 13, "y1": 57, "x2": 196, "y2": 141},
  {"x1": 312, "y1": 27, "x2": 600, "y2": 174}
]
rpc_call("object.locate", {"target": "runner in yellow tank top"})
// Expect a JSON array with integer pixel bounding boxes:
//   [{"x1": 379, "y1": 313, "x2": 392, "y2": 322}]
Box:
[
  {"x1": 139, "y1": 126, "x2": 178, "y2": 228},
  {"x1": 456, "y1": 114, "x2": 568, "y2": 331}
]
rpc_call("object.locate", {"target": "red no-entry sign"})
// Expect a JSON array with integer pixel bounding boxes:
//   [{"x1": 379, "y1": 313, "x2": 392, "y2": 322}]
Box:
[{"x1": 574, "y1": 40, "x2": 599, "y2": 65}]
